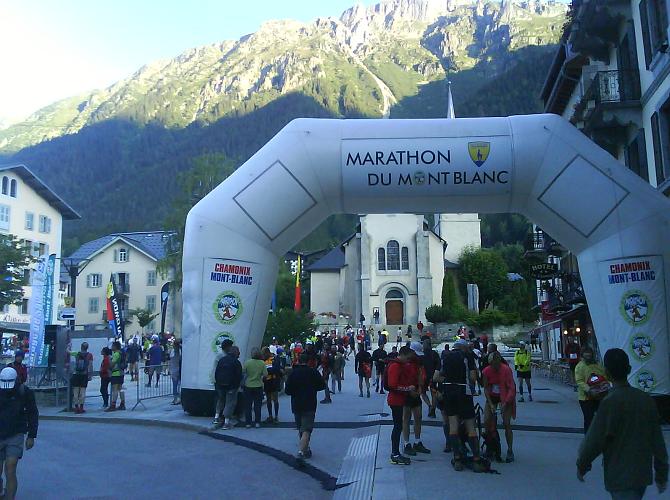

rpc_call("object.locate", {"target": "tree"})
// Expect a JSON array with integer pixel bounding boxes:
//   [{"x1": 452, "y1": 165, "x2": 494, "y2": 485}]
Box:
[
  {"x1": 130, "y1": 308, "x2": 159, "y2": 333},
  {"x1": 158, "y1": 153, "x2": 237, "y2": 288},
  {"x1": 264, "y1": 309, "x2": 316, "y2": 346},
  {"x1": 0, "y1": 234, "x2": 34, "y2": 310},
  {"x1": 459, "y1": 246, "x2": 508, "y2": 310},
  {"x1": 441, "y1": 273, "x2": 462, "y2": 317}
]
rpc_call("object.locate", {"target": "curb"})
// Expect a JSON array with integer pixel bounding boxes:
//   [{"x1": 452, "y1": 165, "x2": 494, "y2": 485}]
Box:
[{"x1": 41, "y1": 414, "x2": 208, "y2": 433}]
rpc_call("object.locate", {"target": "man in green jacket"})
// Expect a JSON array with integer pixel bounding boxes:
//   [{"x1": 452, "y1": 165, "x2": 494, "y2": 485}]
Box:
[
  {"x1": 577, "y1": 348, "x2": 667, "y2": 499},
  {"x1": 514, "y1": 342, "x2": 532, "y2": 402}
]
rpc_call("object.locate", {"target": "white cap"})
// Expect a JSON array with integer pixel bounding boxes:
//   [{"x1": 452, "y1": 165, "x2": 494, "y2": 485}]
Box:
[
  {"x1": 409, "y1": 341, "x2": 424, "y2": 356},
  {"x1": 0, "y1": 367, "x2": 17, "y2": 389}
]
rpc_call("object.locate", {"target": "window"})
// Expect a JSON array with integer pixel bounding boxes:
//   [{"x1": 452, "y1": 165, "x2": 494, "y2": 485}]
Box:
[
  {"x1": 87, "y1": 273, "x2": 102, "y2": 288},
  {"x1": 25, "y1": 212, "x2": 33, "y2": 231},
  {"x1": 386, "y1": 289, "x2": 403, "y2": 299},
  {"x1": 624, "y1": 129, "x2": 649, "y2": 181},
  {"x1": 38, "y1": 243, "x2": 47, "y2": 256},
  {"x1": 377, "y1": 248, "x2": 386, "y2": 271},
  {"x1": 1, "y1": 177, "x2": 7, "y2": 195},
  {"x1": 386, "y1": 240, "x2": 400, "y2": 270},
  {"x1": 640, "y1": 0, "x2": 669, "y2": 67},
  {"x1": 38, "y1": 215, "x2": 51, "y2": 233},
  {"x1": 88, "y1": 297, "x2": 99, "y2": 314},
  {"x1": 0, "y1": 204, "x2": 9, "y2": 231},
  {"x1": 652, "y1": 112, "x2": 666, "y2": 184},
  {"x1": 20, "y1": 299, "x2": 28, "y2": 315},
  {"x1": 115, "y1": 247, "x2": 128, "y2": 263},
  {"x1": 401, "y1": 246, "x2": 409, "y2": 270},
  {"x1": 146, "y1": 295, "x2": 157, "y2": 312},
  {"x1": 147, "y1": 270, "x2": 157, "y2": 286},
  {"x1": 9, "y1": 179, "x2": 16, "y2": 198}
]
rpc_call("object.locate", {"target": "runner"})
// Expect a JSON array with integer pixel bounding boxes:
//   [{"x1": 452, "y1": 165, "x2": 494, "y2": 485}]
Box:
[
  {"x1": 403, "y1": 342, "x2": 430, "y2": 456},
  {"x1": 330, "y1": 345, "x2": 344, "y2": 393},
  {"x1": 574, "y1": 346, "x2": 608, "y2": 433},
  {"x1": 387, "y1": 345, "x2": 399, "y2": 359},
  {"x1": 396, "y1": 329, "x2": 402, "y2": 347},
  {"x1": 262, "y1": 347, "x2": 283, "y2": 422},
  {"x1": 421, "y1": 339, "x2": 441, "y2": 418},
  {"x1": 372, "y1": 344, "x2": 388, "y2": 394},
  {"x1": 319, "y1": 345, "x2": 333, "y2": 404},
  {"x1": 514, "y1": 342, "x2": 532, "y2": 402},
  {"x1": 354, "y1": 344, "x2": 372, "y2": 398},
  {"x1": 285, "y1": 353, "x2": 327, "y2": 462},
  {"x1": 69, "y1": 342, "x2": 93, "y2": 414},
  {"x1": 482, "y1": 351, "x2": 516, "y2": 463},
  {"x1": 105, "y1": 341, "x2": 126, "y2": 412},
  {"x1": 386, "y1": 346, "x2": 414, "y2": 465},
  {"x1": 440, "y1": 339, "x2": 485, "y2": 472},
  {"x1": 0, "y1": 367, "x2": 38, "y2": 500}
]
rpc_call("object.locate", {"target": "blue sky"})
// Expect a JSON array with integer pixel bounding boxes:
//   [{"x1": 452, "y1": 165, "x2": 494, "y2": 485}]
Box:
[
  {"x1": 0, "y1": 0, "x2": 570, "y2": 123},
  {"x1": 0, "y1": 0, "x2": 378, "y2": 122}
]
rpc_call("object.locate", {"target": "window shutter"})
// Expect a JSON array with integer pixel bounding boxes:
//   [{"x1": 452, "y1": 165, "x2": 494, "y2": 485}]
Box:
[
  {"x1": 652, "y1": 112, "x2": 665, "y2": 184},
  {"x1": 97, "y1": 274, "x2": 103, "y2": 287},
  {"x1": 640, "y1": 0, "x2": 653, "y2": 67},
  {"x1": 86, "y1": 274, "x2": 92, "y2": 288},
  {"x1": 113, "y1": 249, "x2": 118, "y2": 262},
  {"x1": 126, "y1": 247, "x2": 130, "y2": 261},
  {"x1": 637, "y1": 128, "x2": 649, "y2": 182}
]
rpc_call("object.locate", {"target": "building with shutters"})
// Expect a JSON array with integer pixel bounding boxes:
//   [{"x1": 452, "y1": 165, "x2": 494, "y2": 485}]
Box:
[
  {"x1": 67, "y1": 231, "x2": 179, "y2": 336},
  {"x1": 0, "y1": 164, "x2": 80, "y2": 331},
  {"x1": 307, "y1": 213, "x2": 480, "y2": 328},
  {"x1": 532, "y1": 0, "x2": 670, "y2": 359}
]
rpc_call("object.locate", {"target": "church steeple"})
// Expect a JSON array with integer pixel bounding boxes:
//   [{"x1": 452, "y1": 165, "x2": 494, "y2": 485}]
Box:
[{"x1": 434, "y1": 80, "x2": 456, "y2": 237}]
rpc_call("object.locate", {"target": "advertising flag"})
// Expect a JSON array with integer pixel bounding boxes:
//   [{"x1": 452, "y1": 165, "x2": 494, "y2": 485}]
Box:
[
  {"x1": 160, "y1": 282, "x2": 170, "y2": 333},
  {"x1": 294, "y1": 255, "x2": 301, "y2": 311},
  {"x1": 106, "y1": 275, "x2": 124, "y2": 339},
  {"x1": 27, "y1": 256, "x2": 47, "y2": 367}
]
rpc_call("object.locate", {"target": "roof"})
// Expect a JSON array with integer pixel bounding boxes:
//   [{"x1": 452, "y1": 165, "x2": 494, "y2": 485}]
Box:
[
  {"x1": 0, "y1": 164, "x2": 80, "y2": 220},
  {"x1": 67, "y1": 231, "x2": 175, "y2": 263},
  {"x1": 306, "y1": 246, "x2": 345, "y2": 271}
]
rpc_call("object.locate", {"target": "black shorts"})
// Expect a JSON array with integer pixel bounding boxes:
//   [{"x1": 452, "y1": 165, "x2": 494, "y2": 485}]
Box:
[
  {"x1": 110, "y1": 375, "x2": 124, "y2": 385},
  {"x1": 404, "y1": 393, "x2": 422, "y2": 409},
  {"x1": 442, "y1": 386, "x2": 475, "y2": 419},
  {"x1": 264, "y1": 379, "x2": 280, "y2": 393},
  {"x1": 70, "y1": 374, "x2": 88, "y2": 388},
  {"x1": 516, "y1": 371, "x2": 531, "y2": 379}
]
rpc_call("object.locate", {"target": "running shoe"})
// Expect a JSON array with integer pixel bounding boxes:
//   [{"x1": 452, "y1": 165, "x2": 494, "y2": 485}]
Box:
[
  {"x1": 255, "y1": 423, "x2": 261, "y2": 428},
  {"x1": 529, "y1": 394, "x2": 533, "y2": 402},
  {"x1": 390, "y1": 454, "x2": 411, "y2": 465},
  {"x1": 443, "y1": 443, "x2": 452, "y2": 453},
  {"x1": 304, "y1": 448, "x2": 313, "y2": 458},
  {"x1": 506, "y1": 450, "x2": 515, "y2": 463},
  {"x1": 452, "y1": 459, "x2": 464, "y2": 471},
  {"x1": 518, "y1": 396, "x2": 525, "y2": 402},
  {"x1": 404, "y1": 443, "x2": 416, "y2": 456},
  {"x1": 414, "y1": 441, "x2": 431, "y2": 454},
  {"x1": 472, "y1": 460, "x2": 487, "y2": 473},
  {"x1": 264, "y1": 417, "x2": 274, "y2": 424}
]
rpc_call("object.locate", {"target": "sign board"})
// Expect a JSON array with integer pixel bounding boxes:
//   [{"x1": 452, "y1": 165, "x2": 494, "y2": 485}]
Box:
[
  {"x1": 531, "y1": 262, "x2": 559, "y2": 279},
  {"x1": 59, "y1": 308, "x2": 76, "y2": 320}
]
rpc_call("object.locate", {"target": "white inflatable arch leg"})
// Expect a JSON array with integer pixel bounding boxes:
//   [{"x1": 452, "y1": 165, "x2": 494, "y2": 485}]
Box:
[{"x1": 181, "y1": 114, "x2": 670, "y2": 414}]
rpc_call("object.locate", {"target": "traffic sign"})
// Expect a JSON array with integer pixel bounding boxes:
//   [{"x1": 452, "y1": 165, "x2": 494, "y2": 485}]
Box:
[{"x1": 59, "y1": 307, "x2": 76, "y2": 320}]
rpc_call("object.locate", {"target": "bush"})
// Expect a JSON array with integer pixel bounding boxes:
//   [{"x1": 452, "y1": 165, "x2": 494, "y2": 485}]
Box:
[{"x1": 264, "y1": 309, "x2": 316, "y2": 346}]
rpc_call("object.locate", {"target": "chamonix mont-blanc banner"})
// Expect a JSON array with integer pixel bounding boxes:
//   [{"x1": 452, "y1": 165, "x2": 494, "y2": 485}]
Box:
[
  {"x1": 341, "y1": 136, "x2": 513, "y2": 198},
  {"x1": 599, "y1": 255, "x2": 669, "y2": 394},
  {"x1": 200, "y1": 258, "x2": 262, "y2": 385}
]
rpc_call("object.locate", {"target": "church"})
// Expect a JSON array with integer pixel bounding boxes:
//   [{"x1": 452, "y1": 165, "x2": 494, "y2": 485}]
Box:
[
  {"x1": 307, "y1": 212, "x2": 481, "y2": 327},
  {"x1": 307, "y1": 83, "x2": 481, "y2": 328}
]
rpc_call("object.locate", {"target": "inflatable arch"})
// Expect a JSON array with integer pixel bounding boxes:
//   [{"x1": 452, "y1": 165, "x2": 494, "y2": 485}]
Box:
[{"x1": 181, "y1": 113, "x2": 670, "y2": 414}]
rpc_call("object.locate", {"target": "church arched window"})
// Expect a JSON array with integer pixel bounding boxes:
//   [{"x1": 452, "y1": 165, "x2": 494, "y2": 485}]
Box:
[
  {"x1": 386, "y1": 289, "x2": 403, "y2": 299},
  {"x1": 9, "y1": 179, "x2": 16, "y2": 198},
  {"x1": 1, "y1": 176, "x2": 7, "y2": 195},
  {"x1": 387, "y1": 240, "x2": 400, "y2": 270},
  {"x1": 401, "y1": 246, "x2": 409, "y2": 270},
  {"x1": 377, "y1": 248, "x2": 386, "y2": 270}
]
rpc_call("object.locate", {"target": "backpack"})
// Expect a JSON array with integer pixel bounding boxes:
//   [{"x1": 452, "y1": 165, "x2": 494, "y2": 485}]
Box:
[
  {"x1": 75, "y1": 352, "x2": 89, "y2": 374},
  {"x1": 382, "y1": 359, "x2": 400, "y2": 390}
]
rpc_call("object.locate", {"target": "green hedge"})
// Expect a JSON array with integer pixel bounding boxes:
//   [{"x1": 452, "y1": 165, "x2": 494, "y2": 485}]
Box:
[{"x1": 424, "y1": 304, "x2": 520, "y2": 329}]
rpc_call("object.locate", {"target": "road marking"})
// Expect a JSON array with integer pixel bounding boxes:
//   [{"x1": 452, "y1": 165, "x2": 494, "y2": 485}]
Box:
[{"x1": 334, "y1": 430, "x2": 379, "y2": 500}]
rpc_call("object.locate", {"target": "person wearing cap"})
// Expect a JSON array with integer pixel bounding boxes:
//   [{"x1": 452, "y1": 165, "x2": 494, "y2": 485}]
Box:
[
  {"x1": 402, "y1": 341, "x2": 430, "y2": 455},
  {"x1": 577, "y1": 348, "x2": 668, "y2": 498},
  {"x1": 514, "y1": 341, "x2": 532, "y2": 402},
  {"x1": 440, "y1": 338, "x2": 486, "y2": 472},
  {"x1": 0, "y1": 366, "x2": 38, "y2": 500},
  {"x1": 9, "y1": 351, "x2": 27, "y2": 385},
  {"x1": 213, "y1": 339, "x2": 238, "y2": 428}
]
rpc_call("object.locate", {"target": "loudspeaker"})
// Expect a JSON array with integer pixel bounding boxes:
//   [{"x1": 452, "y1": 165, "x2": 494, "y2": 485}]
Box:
[{"x1": 44, "y1": 325, "x2": 58, "y2": 345}]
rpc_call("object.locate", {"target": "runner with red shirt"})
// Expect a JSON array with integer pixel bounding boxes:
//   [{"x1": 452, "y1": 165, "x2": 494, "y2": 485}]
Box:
[
  {"x1": 386, "y1": 346, "x2": 416, "y2": 465},
  {"x1": 482, "y1": 351, "x2": 517, "y2": 463}
]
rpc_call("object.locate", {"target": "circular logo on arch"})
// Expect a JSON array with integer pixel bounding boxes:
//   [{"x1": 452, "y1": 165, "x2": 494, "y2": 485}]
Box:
[
  {"x1": 629, "y1": 333, "x2": 654, "y2": 362},
  {"x1": 213, "y1": 291, "x2": 243, "y2": 325},
  {"x1": 212, "y1": 332, "x2": 236, "y2": 353},
  {"x1": 636, "y1": 370, "x2": 656, "y2": 392},
  {"x1": 619, "y1": 290, "x2": 651, "y2": 326}
]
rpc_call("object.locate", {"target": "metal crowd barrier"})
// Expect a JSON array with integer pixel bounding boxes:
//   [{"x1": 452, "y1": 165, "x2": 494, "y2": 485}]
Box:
[{"x1": 132, "y1": 362, "x2": 173, "y2": 410}]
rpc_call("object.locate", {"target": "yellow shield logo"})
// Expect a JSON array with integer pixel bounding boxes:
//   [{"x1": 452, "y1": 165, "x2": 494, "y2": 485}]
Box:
[{"x1": 468, "y1": 141, "x2": 490, "y2": 167}]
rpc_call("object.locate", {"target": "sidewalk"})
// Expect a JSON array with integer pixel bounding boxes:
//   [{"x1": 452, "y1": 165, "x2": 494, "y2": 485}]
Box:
[{"x1": 41, "y1": 357, "x2": 669, "y2": 500}]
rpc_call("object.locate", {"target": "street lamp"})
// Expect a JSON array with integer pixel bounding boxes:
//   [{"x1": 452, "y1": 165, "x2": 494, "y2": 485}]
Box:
[{"x1": 60, "y1": 258, "x2": 90, "y2": 329}]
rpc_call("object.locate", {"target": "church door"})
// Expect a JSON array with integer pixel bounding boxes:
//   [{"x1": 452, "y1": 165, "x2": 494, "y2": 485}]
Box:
[{"x1": 385, "y1": 300, "x2": 404, "y2": 325}]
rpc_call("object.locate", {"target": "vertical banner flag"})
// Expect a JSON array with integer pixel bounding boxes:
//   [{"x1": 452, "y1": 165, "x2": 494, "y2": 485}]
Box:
[
  {"x1": 294, "y1": 255, "x2": 301, "y2": 311},
  {"x1": 599, "y1": 256, "x2": 669, "y2": 394},
  {"x1": 37, "y1": 254, "x2": 56, "y2": 366},
  {"x1": 160, "y1": 282, "x2": 170, "y2": 333},
  {"x1": 201, "y1": 258, "x2": 262, "y2": 386},
  {"x1": 28, "y1": 256, "x2": 48, "y2": 367},
  {"x1": 106, "y1": 275, "x2": 124, "y2": 339}
]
